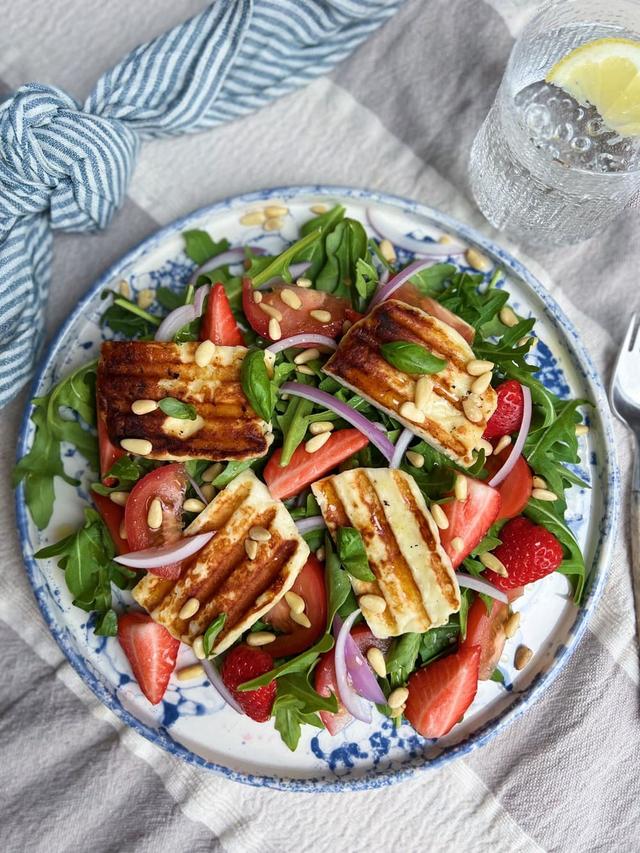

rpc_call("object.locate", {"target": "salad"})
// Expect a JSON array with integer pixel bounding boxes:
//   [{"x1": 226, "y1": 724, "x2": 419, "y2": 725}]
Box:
[{"x1": 15, "y1": 203, "x2": 589, "y2": 751}]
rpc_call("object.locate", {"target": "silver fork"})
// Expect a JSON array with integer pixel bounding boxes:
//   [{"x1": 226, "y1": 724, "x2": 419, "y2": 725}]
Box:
[{"x1": 610, "y1": 313, "x2": 640, "y2": 640}]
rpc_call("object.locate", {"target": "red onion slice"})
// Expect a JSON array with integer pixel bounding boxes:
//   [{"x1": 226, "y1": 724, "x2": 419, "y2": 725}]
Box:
[
  {"x1": 334, "y1": 610, "x2": 372, "y2": 723},
  {"x1": 368, "y1": 258, "x2": 442, "y2": 311},
  {"x1": 190, "y1": 246, "x2": 267, "y2": 285},
  {"x1": 266, "y1": 334, "x2": 338, "y2": 355},
  {"x1": 155, "y1": 304, "x2": 198, "y2": 342},
  {"x1": 186, "y1": 473, "x2": 207, "y2": 505},
  {"x1": 487, "y1": 385, "x2": 532, "y2": 487},
  {"x1": 193, "y1": 284, "x2": 209, "y2": 316},
  {"x1": 279, "y1": 382, "x2": 394, "y2": 461},
  {"x1": 334, "y1": 614, "x2": 386, "y2": 704},
  {"x1": 295, "y1": 516, "x2": 326, "y2": 535},
  {"x1": 367, "y1": 208, "x2": 465, "y2": 257},
  {"x1": 201, "y1": 659, "x2": 245, "y2": 715},
  {"x1": 114, "y1": 531, "x2": 215, "y2": 569},
  {"x1": 456, "y1": 573, "x2": 509, "y2": 604},
  {"x1": 390, "y1": 428, "x2": 413, "y2": 469}
]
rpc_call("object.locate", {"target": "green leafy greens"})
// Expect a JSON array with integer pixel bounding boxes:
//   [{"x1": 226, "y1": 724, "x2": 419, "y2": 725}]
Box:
[
  {"x1": 157, "y1": 397, "x2": 198, "y2": 420},
  {"x1": 380, "y1": 341, "x2": 447, "y2": 375}
]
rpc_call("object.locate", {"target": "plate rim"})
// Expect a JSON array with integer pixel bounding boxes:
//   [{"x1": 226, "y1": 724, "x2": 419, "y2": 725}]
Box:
[{"x1": 15, "y1": 184, "x2": 621, "y2": 792}]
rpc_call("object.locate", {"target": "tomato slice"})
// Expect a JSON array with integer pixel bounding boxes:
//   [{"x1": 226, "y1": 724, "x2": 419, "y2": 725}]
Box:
[
  {"x1": 98, "y1": 415, "x2": 125, "y2": 484},
  {"x1": 460, "y1": 596, "x2": 509, "y2": 680},
  {"x1": 124, "y1": 464, "x2": 187, "y2": 578},
  {"x1": 263, "y1": 429, "x2": 369, "y2": 500},
  {"x1": 485, "y1": 452, "x2": 533, "y2": 521},
  {"x1": 201, "y1": 282, "x2": 244, "y2": 345},
  {"x1": 440, "y1": 476, "x2": 501, "y2": 567},
  {"x1": 92, "y1": 492, "x2": 128, "y2": 555},
  {"x1": 263, "y1": 555, "x2": 327, "y2": 657},
  {"x1": 242, "y1": 279, "x2": 350, "y2": 341},
  {"x1": 393, "y1": 282, "x2": 475, "y2": 344}
]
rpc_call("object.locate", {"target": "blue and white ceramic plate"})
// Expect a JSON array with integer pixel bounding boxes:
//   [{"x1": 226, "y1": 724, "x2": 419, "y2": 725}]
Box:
[{"x1": 16, "y1": 186, "x2": 619, "y2": 791}]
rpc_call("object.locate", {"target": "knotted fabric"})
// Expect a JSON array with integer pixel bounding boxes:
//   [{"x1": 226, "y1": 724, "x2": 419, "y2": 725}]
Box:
[{"x1": 0, "y1": 0, "x2": 403, "y2": 406}]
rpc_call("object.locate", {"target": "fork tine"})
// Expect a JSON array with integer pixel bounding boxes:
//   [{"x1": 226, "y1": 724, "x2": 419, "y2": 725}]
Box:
[{"x1": 624, "y1": 312, "x2": 640, "y2": 352}]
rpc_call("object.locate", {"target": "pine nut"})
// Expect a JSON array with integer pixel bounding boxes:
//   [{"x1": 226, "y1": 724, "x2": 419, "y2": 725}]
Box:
[
  {"x1": 296, "y1": 277, "x2": 312, "y2": 288},
  {"x1": 265, "y1": 204, "x2": 288, "y2": 217},
  {"x1": 494, "y1": 435, "x2": 511, "y2": 455},
  {"x1": 389, "y1": 704, "x2": 405, "y2": 718},
  {"x1": 305, "y1": 432, "x2": 331, "y2": 453},
  {"x1": 471, "y1": 371, "x2": 493, "y2": 395},
  {"x1": 201, "y1": 484, "x2": 216, "y2": 502},
  {"x1": 249, "y1": 525, "x2": 271, "y2": 542},
  {"x1": 504, "y1": 611, "x2": 520, "y2": 639},
  {"x1": 532, "y1": 475, "x2": 547, "y2": 490},
  {"x1": 466, "y1": 359, "x2": 494, "y2": 376},
  {"x1": 399, "y1": 401, "x2": 426, "y2": 423},
  {"x1": 379, "y1": 239, "x2": 396, "y2": 264},
  {"x1": 575, "y1": 424, "x2": 589, "y2": 436},
  {"x1": 291, "y1": 611, "x2": 311, "y2": 628},
  {"x1": 109, "y1": 491, "x2": 129, "y2": 507},
  {"x1": 309, "y1": 309, "x2": 332, "y2": 323},
  {"x1": 463, "y1": 396, "x2": 484, "y2": 424},
  {"x1": 240, "y1": 210, "x2": 266, "y2": 226},
  {"x1": 280, "y1": 289, "x2": 302, "y2": 310},
  {"x1": 388, "y1": 687, "x2": 409, "y2": 709},
  {"x1": 309, "y1": 421, "x2": 334, "y2": 435},
  {"x1": 184, "y1": 498, "x2": 206, "y2": 513},
  {"x1": 366, "y1": 647, "x2": 387, "y2": 678},
  {"x1": 532, "y1": 488, "x2": 557, "y2": 502},
  {"x1": 264, "y1": 217, "x2": 283, "y2": 231},
  {"x1": 454, "y1": 474, "x2": 468, "y2": 502},
  {"x1": 193, "y1": 636, "x2": 206, "y2": 660},
  {"x1": 514, "y1": 645, "x2": 533, "y2": 670},
  {"x1": 310, "y1": 203, "x2": 328, "y2": 214},
  {"x1": 294, "y1": 348, "x2": 320, "y2": 365},
  {"x1": 479, "y1": 439, "x2": 493, "y2": 457},
  {"x1": 438, "y1": 234, "x2": 454, "y2": 244},
  {"x1": 315, "y1": 546, "x2": 325, "y2": 562},
  {"x1": 137, "y1": 288, "x2": 154, "y2": 310},
  {"x1": 195, "y1": 339, "x2": 216, "y2": 367},
  {"x1": 176, "y1": 663, "x2": 205, "y2": 682},
  {"x1": 121, "y1": 438, "x2": 153, "y2": 455},
  {"x1": 518, "y1": 336, "x2": 536, "y2": 348},
  {"x1": 285, "y1": 591, "x2": 305, "y2": 614},
  {"x1": 247, "y1": 631, "x2": 277, "y2": 646},
  {"x1": 147, "y1": 498, "x2": 163, "y2": 529},
  {"x1": 131, "y1": 398, "x2": 158, "y2": 415},
  {"x1": 259, "y1": 303, "x2": 282, "y2": 321},
  {"x1": 118, "y1": 279, "x2": 131, "y2": 298},
  {"x1": 296, "y1": 365, "x2": 315, "y2": 376},
  {"x1": 253, "y1": 290, "x2": 263, "y2": 303},
  {"x1": 359, "y1": 594, "x2": 387, "y2": 614},
  {"x1": 245, "y1": 538, "x2": 258, "y2": 560},
  {"x1": 406, "y1": 450, "x2": 424, "y2": 468},
  {"x1": 430, "y1": 503, "x2": 449, "y2": 530},
  {"x1": 268, "y1": 318, "x2": 282, "y2": 340},
  {"x1": 414, "y1": 376, "x2": 433, "y2": 411},
  {"x1": 202, "y1": 463, "x2": 223, "y2": 482},
  {"x1": 119, "y1": 520, "x2": 128, "y2": 540},
  {"x1": 479, "y1": 552, "x2": 508, "y2": 577},
  {"x1": 179, "y1": 597, "x2": 200, "y2": 620},
  {"x1": 499, "y1": 306, "x2": 518, "y2": 327},
  {"x1": 451, "y1": 536, "x2": 464, "y2": 551},
  {"x1": 465, "y1": 247, "x2": 492, "y2": 272}
]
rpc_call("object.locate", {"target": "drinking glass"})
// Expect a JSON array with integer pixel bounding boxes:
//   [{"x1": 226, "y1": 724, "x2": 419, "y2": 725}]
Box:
[{"x1": 469, "y1": 0, "x2": 640, "y2": 246}]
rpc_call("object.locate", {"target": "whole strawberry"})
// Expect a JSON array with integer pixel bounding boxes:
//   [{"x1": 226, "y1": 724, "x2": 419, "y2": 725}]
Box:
[
  {"x1": 220, "y1": 644, "x2": 276, "y2": 722},
  {"x1": 483, "y1": 516, "x2": 564, "y2": 590},
  {"x1": 483, "y1": 379, "x2": 524, "y2": 439}
]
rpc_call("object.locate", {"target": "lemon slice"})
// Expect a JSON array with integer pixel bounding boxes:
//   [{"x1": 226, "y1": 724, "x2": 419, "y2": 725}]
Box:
[{"x1": 547, "y1": 37, "x2": 640, "y2": 137}]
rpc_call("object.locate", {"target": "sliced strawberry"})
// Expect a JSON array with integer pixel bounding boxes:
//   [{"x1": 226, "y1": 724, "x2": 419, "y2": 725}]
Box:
[
  {"x1": 483, "y1": 380, "x2": 524, "y2": 440},
  {"x1": 461, "y1": 596, "x2": 509, "y2": 680},
  {"x1": 201, "y1": 283, "x2": 244, "y2": 345},
  {"x1": 405, "y1": 644, "x2": 480, "y2": 738},
  {"x1": 263, "y1": 429, "x2": 369, "y2": 500},
  {"x1": 483, "y1": 516, "x2": 564, "y2": 591},
  {"x1": 486, "y1": 452, "x2": 533, "y2": 521},
  {"x1": 393, "y1": 282, "x2": 475, "y2": 343},
  {"x1": 440, "y1": 476, "x2": 501, "y2": 567},
  {"x1": 117, "y1": 612, "x2": 180, "y2": 705},
  {"x1": 220, "y1": 645, "x2": 276, "y2": 722}
]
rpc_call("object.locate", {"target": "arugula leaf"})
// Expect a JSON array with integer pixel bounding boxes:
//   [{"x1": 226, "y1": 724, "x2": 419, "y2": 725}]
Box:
[
  {"x1": 157, "y1": 397, "x2": 197, "y2": 420},
  {"x1": 336, "y1": 527, "x2": 375, "y2": 582},
  {"x1": 183, "y1": 230, "x2": 230, "y2": 265},
  {"x1": 354, "y1": 257, "x2": 379, "y2": 311},
  {"x1": 315, "y1": 218, "x2": 369, "y2": 299},
  {"x1": 490, "y1": 668, "x2": 505, "y2": 685},
  {"x1": 173, "y1": 317, "x2": 201, "y2": 343},
  {"x1": 203, "y1": 614, "x2": 226, "y2": 657},
  {"x1": 241, "y1": 350, "x2": 276, "y2": 422},
  {"x1": 409, "y1": 263, "x2": 457, "y2": 294},
  {"x1": 155, "y1": 287, "x2": 183, "y2": 311},
  {"x1": 300, "y1": 204, "x2": 345, "y2": 238},
  {"x1": 238, "y1": 634, "x2": 334, "y2": 691},
  {"x1": 380, "y1": 341, "x2": 447, "y2": 375},
  {"x1": 277, "y1": 395, "x2": 313, "y2": 466},
  {"x1": 386, "y1": 633, "x2": 421, "y2": 689},
  {"x1": 325, "y1": 535, "x2": 352, "y2": 627},
  {"x1": 418, "y1": 624, "x2": 459, "y2": 665},
  {"x1": 94, "y1": 609, "x2": 118, "y2": 637},
  {"x1": 101, "y1": 292, "x2": 161, "y2": 337},
  {"x1": 92, "y1": 455, "x2": 154, "y2": 496},
  {"x1": 13, "y1": 361, "x2": 99, "y2": 529},
  {"x1": 251, "y1": 231, "x2": 323, "y2": 288},
  {"x1": 212, "y1": 459, "x2": 255, "y2": 488},
  {"x1": 271, "y1": 671, "x2": 337, "y2": 750}
]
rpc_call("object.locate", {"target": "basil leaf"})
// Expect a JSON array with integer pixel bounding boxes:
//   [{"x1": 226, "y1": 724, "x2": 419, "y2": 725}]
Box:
[
  {"x1": 409, "y1": 263, "x2": 457, "y2": 295},
  {"x1": 418, "y1": 624, "x2": 459, "y2": 666},
  {"x1": 240, "y1": 350, "x2": 276, "y2": 422},
  {"x1": 336, "y1": 527, "x2": 375, "y2": 582},
  {"x1": 386, "y1": 633, "x2": 421, "y2": 689},
  {"x1": 183, "y1": 230, "x2": 230, "y2": 265},
  {"x1": 325, "y1": 536, "x2": 351, "y2": 629},
  {"x1": 158, "y1": 397, "x2": 197, "y2": 420},
  {"x1": 203, "y1": 613, "x2": 226, "y2": 657},
  {"x1": 380, "y1": 341, "x2": 447, "y2": 375}
]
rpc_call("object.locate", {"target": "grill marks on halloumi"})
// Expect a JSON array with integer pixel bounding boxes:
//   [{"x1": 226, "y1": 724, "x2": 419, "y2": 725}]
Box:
[
  {"x1": 312, "y1": 468, "x2": 460, "y2": 638},
  {"x1": 98, "y1": 340, "x2": 271, "y2": 462},
  {"x1": 323, "y1": 300, "x2": 497, "y2": 467},
  {"x1": 132, "y1": 470, "x2": 309, "y2": 654}
]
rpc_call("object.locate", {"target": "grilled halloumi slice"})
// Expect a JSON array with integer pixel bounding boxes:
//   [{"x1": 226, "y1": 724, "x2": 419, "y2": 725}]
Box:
[
  {"x1": 312, "y1": 467, "x2": 460, "y2": 638},
  {"x1": 98, "y1": 340, "x2": 272, "y2": 462},
  {"x1": 323, "y1": 299, "x2": 497, "y2": 467},
  {"x1": 132, "y1": 470, "x2": 309, "y2": 654}
]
